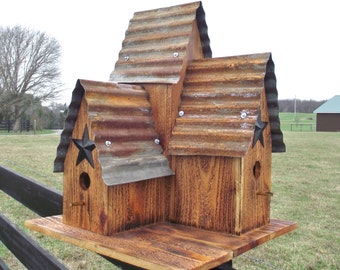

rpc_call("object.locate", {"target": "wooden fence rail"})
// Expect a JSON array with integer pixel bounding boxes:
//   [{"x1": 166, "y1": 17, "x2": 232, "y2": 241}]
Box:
[
  {"x1": 0, "y1": 165, "x2": 233, "y2": 270},
  {"x1": 0, "y1": 166, "x2": 144, "y2": 270},
  {"x1": 0, "y1": 120, "x2": 30, "y2": 132}
]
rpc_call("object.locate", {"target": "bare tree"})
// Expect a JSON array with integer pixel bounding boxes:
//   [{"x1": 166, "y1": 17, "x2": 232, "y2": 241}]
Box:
[{"x1": 0, "y1": 25, "x2": 62, "y2": 130}]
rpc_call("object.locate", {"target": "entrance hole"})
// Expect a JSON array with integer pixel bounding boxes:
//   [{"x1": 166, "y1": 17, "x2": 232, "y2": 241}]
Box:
[
  {"x1": 253, "y1": 161, "x2": 261, "y2": 179},
  {"x1": 79, "y1": 172, "x2": 91, "y2": 190}
]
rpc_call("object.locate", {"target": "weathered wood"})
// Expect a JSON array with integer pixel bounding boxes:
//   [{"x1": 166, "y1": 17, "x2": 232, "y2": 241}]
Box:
[
  {"x1": 26, "y1": 216, "x2": 233, "y2": 270},
  {"x1": 26, "y1": 216, "x2": 297, "y2": 270},
  {"x1": 107, "y1": 177, "x2": 170, "y2": 234},
  {"x1": 0, "y1": 166, "x2": 62, "y2": 217},
  {"x1": 62, "y1": 96, "x2": 109, "y2": 234},
  {"x1": 170, "y1": 156, "x2": 239, "y2": 234},
  {"x1": 0, "y1": 213, "x2": 67, "y2": 270},
  {"x1": 0, "y1": 165, "x2": 138, "y2": 269},
  {"x1": 238, "y1": 88, "x2": 272, "y2": 234}
]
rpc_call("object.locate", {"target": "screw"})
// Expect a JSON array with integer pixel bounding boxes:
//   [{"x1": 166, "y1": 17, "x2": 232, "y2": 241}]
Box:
[
  {"x1": 178, "y1": 110, "x2": 184, "y2": 117},
  {"x1": 240, "y1": 110, "x2": 248, "y2": 119},
  {"x1": 105, "y1": 140, "x2": 111, "y2": 147},
  {"x1": 173, "y1": 52, "x2": 179, "y2": 58},
  {"x1": 154, "y1": 138, "x2": 160, "y2": 145},
  {"x1": 124, "y1": 55, "x2": 129, "y2": 61}
]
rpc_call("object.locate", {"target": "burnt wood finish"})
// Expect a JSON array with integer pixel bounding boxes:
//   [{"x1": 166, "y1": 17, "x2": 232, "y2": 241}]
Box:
[
  {"x1": 62, "y1": 96, "x2": 110, "y2": 234},
  {"x1": 170, "y1": 156, "x2": 239, "y2": 234},
  {"x1": 235, "y1": 89, "x2": 272, "y2": 234},
  {"x1": 0, "y1": 165, "x2": 161, "y2": 269},
  {"x1": 106, "y1": 177, "x2": 170, "y2": 234},
  {"x1": 61, "y1": 81, "x2": 175, "y2": 235},
  {"x1": 26, "y1": 216, "x2": 297, "y2": 270},
  {"x1": 24, "y1": 2, "x2": 294, "y2": 268}
]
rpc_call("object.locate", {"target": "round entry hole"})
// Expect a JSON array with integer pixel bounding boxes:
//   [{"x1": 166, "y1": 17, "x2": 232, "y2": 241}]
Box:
[
  {"x1": 79, "y1": 172, "x2": 91, "y2": 190},
  {"x1": 253, "y1": 161, "x2": 261, "y2": 179}
]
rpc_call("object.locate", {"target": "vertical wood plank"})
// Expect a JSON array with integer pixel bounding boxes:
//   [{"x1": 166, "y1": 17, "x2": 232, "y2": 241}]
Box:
[
  {"x1": 170, "y1": 156, "x2": 239, "y2": 234},
  {"x1": 108, "y1": 177, "x2": 170, "y2": 234},
  {"x1": 240, "y1": 88, "x2": 272, "y2": 233},
  {"x1": 63, "y1": 97, "x2": 110, "y2": 235}
]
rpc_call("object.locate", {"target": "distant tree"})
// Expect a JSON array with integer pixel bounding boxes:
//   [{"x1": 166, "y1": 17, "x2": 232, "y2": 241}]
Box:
[
  {"x1": 279, "y1": 99, "x2": 326, "y2": 113},
  {"x1": 0, "y1": 25, "x2": 62, "y2": 131}
]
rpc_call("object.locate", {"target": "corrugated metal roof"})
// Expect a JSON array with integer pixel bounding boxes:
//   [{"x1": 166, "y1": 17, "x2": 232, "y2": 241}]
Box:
[
  {"x1": 54, "y1": 79, "x2": 173, "y2": 185},
  {"x1": 169, "y1": 53, "x2": 285, "y2": 156},
  {"x1": 313, "y1": 95, "x2": 340, "y2": 113},
  {"x1": 110, "y1": 1, "x2": 211, "y2": 84}
]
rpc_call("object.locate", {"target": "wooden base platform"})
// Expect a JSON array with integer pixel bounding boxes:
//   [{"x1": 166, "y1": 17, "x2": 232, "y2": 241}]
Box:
[{"x1": 25, "y1": 216, "x2": 297, "y2": 269}]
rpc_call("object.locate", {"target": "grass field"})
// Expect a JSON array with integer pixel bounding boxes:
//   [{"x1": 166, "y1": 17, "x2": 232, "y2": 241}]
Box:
[
  {"x1": 0, "y1": 114, "x2": 339, "y2": 269},
  {"x1": 279, "y1": 112, "x2": 316, "y2": 132}
]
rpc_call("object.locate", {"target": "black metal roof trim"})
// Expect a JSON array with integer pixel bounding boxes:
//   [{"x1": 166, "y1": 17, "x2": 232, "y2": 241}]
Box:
[
  {"x1": 265, "y1": 54, "x2": 286, "y2": 153},
  {"x1": 196, "y1": 1, "x2": 212, "y2": 58},
  {"x1": 53, "y1": 80, "x2": 84, "y2": 172}
]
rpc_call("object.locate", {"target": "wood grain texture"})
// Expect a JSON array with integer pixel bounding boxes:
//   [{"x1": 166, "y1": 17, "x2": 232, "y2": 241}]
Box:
[
  {"x1": 63, "y1": 97, "x2": 110, "y2": 234},
  {"x1": 142, "y1": 19, "x2": 204, "y2": 157},
  {"x1": 238, "y1": 88, "x2": 272, "y2": 234},
  {"x1": 63, "y1": 95, "x2": 172, "y2": 235},
  {"x1": 25, "y1": 216, "x2": 297, "y2": 270},
  {"x1": 170, "y1": 156, "x2": 240, "y2": 234},
  {"x1": 107, "y1": 177, "x2": 170, "y2": 233}
]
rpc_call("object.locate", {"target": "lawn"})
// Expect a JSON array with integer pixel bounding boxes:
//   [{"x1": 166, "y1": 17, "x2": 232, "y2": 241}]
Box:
[
  {"x1": 279, "y1": 112, "x2": 316, "y2": 132},
  {"x1": 0, "y1": 129, "x2": 339, "y2": 269}
]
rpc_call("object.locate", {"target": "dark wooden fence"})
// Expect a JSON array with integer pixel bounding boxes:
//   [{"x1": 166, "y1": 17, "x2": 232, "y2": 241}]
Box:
[
  {"x1": 0, "y1": 121, "x2": 13, "y2": 132},
  {"x1": 0, "y1": 165, "x2": 233, "y2": 270},
  {"x1": 0, "y1": 120, "x2": 30, "y2": 132}
]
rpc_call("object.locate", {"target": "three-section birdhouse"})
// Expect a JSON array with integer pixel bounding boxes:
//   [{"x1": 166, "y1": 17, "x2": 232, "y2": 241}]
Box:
[{"x1": 26, "y1": 2, "x2": 296, "y2": 268}]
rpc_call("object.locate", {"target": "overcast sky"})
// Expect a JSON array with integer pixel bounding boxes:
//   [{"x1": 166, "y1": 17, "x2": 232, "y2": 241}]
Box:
[{"x1": 1, "y1": 0, "x2": 339, "y2": 104}]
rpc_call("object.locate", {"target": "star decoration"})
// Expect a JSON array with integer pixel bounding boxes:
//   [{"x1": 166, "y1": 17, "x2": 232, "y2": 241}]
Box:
[
  {"x1": 72, "y1": 125, "x2": 96, "y2": 168},
  {"x1": 253, "y1": 108, "x2": 268, "y2": 147}
]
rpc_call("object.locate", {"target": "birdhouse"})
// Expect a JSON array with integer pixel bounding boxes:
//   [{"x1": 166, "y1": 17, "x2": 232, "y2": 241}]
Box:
[{"x1": 26, "y1": 2, "x2": 296, "y2": 268}]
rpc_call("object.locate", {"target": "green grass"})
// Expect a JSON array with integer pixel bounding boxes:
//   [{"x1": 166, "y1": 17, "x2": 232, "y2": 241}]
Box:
[
  {"x1": 0, "y1": 134, "x2": 117, "y2": 269},
  {"x1": 0, "y1": 131, "x2": 339, "y2": 269},
  {"x1": 0, "y1": 129, "x2": 55, "y2": 135},
  {"x1": 279, "y1": 112, "x2": 316, "y2": 132},
  {"x1": 234, "y1": 131, "x2": 340, "y2": 269}
]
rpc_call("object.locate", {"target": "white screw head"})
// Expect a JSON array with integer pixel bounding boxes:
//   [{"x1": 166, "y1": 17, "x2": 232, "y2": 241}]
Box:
[
  {"x1": 178, "y1": 110, "x2": 184, "y2": 117},
  {"x1": 240, "y1": 110, "x2": 248, "y2": 119},
  {"x1": 173, "y1": 52, "x2": 179, "y2": 58},
  {"x1": 105, "y1": 141, "x2": 112, "y2": 147},
  {"x1": 154, "y1": 138, "x2": 160, "y2": 145},
  {"x1": 124, "y1": 55, "x2": 129, "y2": 61}
]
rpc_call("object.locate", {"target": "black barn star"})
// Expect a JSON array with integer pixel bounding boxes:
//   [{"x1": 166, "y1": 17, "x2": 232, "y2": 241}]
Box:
[
  {"x1": 72, "y1": 125, "x2": 96, "y2": 168},
  {"x1": 253, "y1": 108, "x2": 268, "y2": 147}
]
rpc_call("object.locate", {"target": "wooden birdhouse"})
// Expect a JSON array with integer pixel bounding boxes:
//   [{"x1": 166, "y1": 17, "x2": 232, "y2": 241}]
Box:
[{"x1": 26, "y1": 2, "x2": 296, "y2": 269}]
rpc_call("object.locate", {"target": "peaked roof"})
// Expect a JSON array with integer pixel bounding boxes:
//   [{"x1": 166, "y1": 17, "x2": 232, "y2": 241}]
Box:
[
  {"x1": 110, "y1": 1, "x2": 211, "y2": 84},
  {"x1": 54, "y1": 80, "x2": 173, "y2": 185},
  {"x1": 169, "y1": 53, "x2": 285, "y2": 156},
  {"x1": 313, "y1": 95, "x2": 340, "y2": 113},
  {"x1": 55, "y1": 1, "x2": 285, "y2": 180}
]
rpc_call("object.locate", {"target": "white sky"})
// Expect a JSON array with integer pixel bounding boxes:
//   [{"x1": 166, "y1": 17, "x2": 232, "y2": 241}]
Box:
[{"x1": 1, "y1": 0, "x2": 339, "y2": 104}]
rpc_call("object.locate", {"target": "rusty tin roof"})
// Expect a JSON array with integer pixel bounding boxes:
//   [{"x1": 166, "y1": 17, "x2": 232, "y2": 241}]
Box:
[
  {"x1": 55, "y1": 2, "x2": 285, "y2": 183},
  {"x1": 110, "y1": 1, "x2": 211, "y2": 84},
  {"x1": 169, "y1": 53, "x2": 285, "y2": 156},
  {"x1": 54, "y1": 79, "x2": 174, "y2": 185}
]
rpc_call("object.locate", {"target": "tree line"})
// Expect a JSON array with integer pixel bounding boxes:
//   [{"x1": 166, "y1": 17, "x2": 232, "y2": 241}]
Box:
[
  {"x1": 0, "y1": 26, "x2": 328, "y2": 131},
  {"x1": 278, "y1": 99, "x2": 326, "y2": 113},
  {"x1": 0, "y1": 25, "x2": 62, "y2": 131}
]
